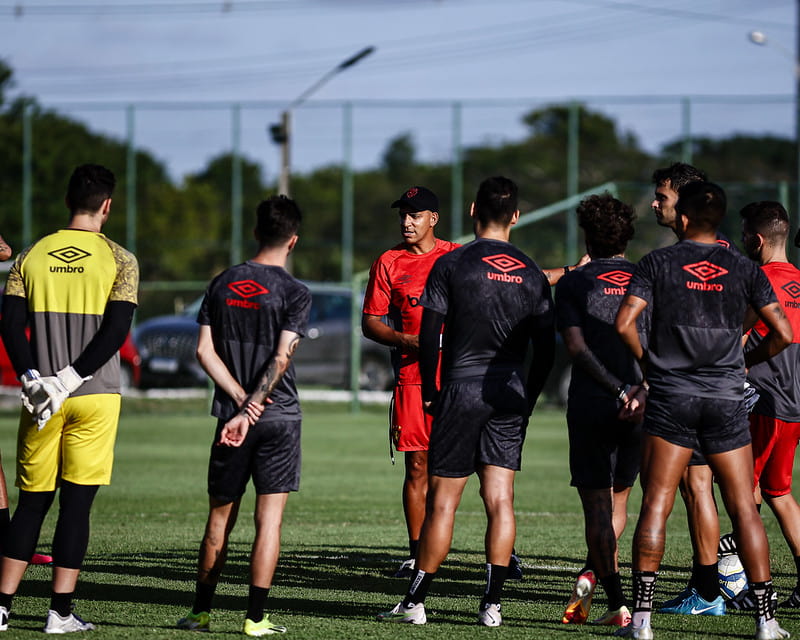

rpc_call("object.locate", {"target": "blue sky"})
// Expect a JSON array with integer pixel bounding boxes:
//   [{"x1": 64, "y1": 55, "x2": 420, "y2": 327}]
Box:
[{"x1": 0, "y1": 0, "x2": 795, "y2": 181}]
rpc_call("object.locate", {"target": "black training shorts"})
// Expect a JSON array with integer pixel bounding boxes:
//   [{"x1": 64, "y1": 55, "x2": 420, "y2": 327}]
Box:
[
  {"x1": 208, "y1": 418, "x2": 301, "y2": 502},
  {"x1": 428, "y1": 373, "x2": 529, "y2": 478},
  {"x1": 644, "y1": 393, "x2": 750, "y2": 455},
  {"x1": 567, "y1": 397, "x2": 642, "y2": 490}
]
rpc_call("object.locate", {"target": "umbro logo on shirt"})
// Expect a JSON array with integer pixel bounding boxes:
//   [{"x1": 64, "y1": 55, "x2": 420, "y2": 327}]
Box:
[
  {"x1": 782, "y1": 281, "x2": 800, "y2": 299},
  {"x1": 597, "y1": 270, "x2": 631, "y2": 295},
  {"x1": 226, "y1": 280, "x2": 269, "y2": 309},
  {"x1": 482, "y1": 254, "x2": 525, "y2": 284},
  {"x1": 48, "y1": 246, "x2": 91, "y2": 273},
  {"x1": 782, "y1": 281, "x2": 800, "y2": 309},
  {"x1": 682, "y1": 260, "x2": 728, "y2": 292}
]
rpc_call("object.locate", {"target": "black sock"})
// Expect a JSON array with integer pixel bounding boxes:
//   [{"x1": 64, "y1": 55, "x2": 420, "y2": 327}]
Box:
[
  {"x1": 751, "y1": 580, "x2": 775, "y2": 622},
  {"x1": 600, "y1": 572, "x2": 626, "y2": 611},
  {"x1": 246, "y1": 585, "x2": 270, "y2": 623},
  {"x1": 481, "y1": 564, "x2": 509, "y2": 607},
  {"x1": 50, "y1": 592, "x2": 72, "y2": 618},
  {"x1": 193, "y1": 581, "x2": 216, "y2": 614},
  {"x1": 408, "y1": 539, "x2": 419, "y2": 559},
  {"x1": 0, "y1": 594, "x2": 11, "y2": 611},
  {"x1": 756, "y1": 502, "x2": 762, "y2": 513},
  {"x1": 695, "y1": 562, "x2": 720, "y2": 602},
  {"x1": 402, "y1": 570, "x2": 435, "y2": 607}
]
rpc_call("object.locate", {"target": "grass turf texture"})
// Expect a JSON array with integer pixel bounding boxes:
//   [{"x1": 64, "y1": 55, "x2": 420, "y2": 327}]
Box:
[{"x1": 0, "y1": 398, "x2": 797, "y2": 638}]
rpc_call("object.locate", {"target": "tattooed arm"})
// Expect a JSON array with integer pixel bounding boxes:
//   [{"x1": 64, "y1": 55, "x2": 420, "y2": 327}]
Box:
[{"x1": 218, "y1": 329, "x2": 301, "y2": 447}]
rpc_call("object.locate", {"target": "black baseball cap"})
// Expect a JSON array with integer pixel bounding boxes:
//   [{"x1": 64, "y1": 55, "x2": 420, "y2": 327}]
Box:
[{"x1": 391, "y1": 186, "x2": 439, "y2": 213}]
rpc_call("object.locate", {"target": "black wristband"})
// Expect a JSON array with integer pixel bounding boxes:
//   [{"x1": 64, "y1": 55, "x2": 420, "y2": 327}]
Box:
[
  {"x1": 617, "y1": 383, "x2": 631, "y2": 401},
  {"x1": 563, "y1": 265, "x2": 569, "y2": 277}
]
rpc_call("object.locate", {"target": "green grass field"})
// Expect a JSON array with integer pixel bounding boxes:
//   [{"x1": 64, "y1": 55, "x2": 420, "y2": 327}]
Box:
[{"x1": 0, "y1": 397, "x2": 797, "y2": 639}]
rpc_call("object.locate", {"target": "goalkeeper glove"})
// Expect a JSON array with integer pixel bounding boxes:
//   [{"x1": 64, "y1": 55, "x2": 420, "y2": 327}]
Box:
[
  {"x1": 20, "y1": 369, "x2": 53, "y2": 427},
  {"x1": 36, "y1": 366, "x2": 92, "y2": 428}
]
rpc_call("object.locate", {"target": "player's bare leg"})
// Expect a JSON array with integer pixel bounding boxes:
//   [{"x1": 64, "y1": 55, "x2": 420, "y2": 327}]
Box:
[
  {"x1": 0, "y1": 557, "x2": 29, "y2": 596},
  {"x1": 416, "y1": 475, "x2": 470, "y2": 573},
  {"x1": 250, "y1": 492, "x2": 289, "y2": 588},
  {"x1": 400, "y1": 450, "x2": 427, "y2": 573},
  {"x1": 476, "y1": 464, "x2": 515, "y2": 625},
  {"x1": 679, "y1": 464, "x2": 720, "y2": 564},
  {"x1": 198, "y1": 498, "x2": 241, "y2": 584},
  {"x1": 708, "y1": 445, "x2": 787, "y2": 637},
  {"x1": 708, "y1": 445, "x2": 770, "y2": 582},
  {"x1": 478, "y1": 465, "x2": 516, "y2": 565},
  {"x1": 579, "y1": 488, "x2": 617, "y2": 577},
  {"x1": 764, "y1": 493, "x2": 800, "y2": 556},
  {"x1": 627, "y1": 436, "x2": 693, "y2": 633},
  {"x1": 612, "y1": 485, "x2": 632, "y2": 564},
  {"x1": 376, "y1": 475, "x2": 468, "y2": 621}
]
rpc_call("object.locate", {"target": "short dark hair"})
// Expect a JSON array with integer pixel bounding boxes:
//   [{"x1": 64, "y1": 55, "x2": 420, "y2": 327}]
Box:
[
  {"x1": 651, "y1": 162, "x2": 707, "y2": 191},
  {"x1": 473, "y1": 176, "x2": 518, "y2": 227},
  {"x1": 66, "y1": 164, "x2": 116, "y2": 213},
  {"x1": 255, "y1": 195, "x2": 302, "y2": 247},
  {"x1": 576, "y1": 193, "x2": 636, "y2": 258},
  {"x1": 740, "y1": 201, "x2": 790, "y2": 243},
  {"x1": 675, "y1": 181, "x2": 726, "y2": 231}
]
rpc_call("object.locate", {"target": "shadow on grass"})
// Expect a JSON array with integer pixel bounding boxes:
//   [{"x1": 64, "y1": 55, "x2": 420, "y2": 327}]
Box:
[{"x1": 63, "y1": 543, "x2": 608, "y2": 616}]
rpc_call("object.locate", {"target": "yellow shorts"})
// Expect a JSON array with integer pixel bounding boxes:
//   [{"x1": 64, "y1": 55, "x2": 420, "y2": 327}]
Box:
[{"x1": 16, "y1": 394, "x2": 121, "y2": 492}]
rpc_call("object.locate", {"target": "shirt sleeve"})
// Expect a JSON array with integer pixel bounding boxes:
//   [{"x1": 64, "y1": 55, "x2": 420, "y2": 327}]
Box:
[
  {"x1": 283, "y1": 284, "x2": 312, "y2": 337},
  {"x1": 196, "y1": 291, "x2": 212, "y2": 326},
  {"x1": 627, "y1": 254, "x2": 655, "y2": 304},
  {"x1": 4, "y1": 247, "x2": 30, "y2": 300},
  {"x1": 106, "y1": 240, "x2": 139, "y2": 304},
  {"x1": 362, "y1": 256, "x2": 392, "y2": 316},
  {"x1": 554, "y1": 275, "x2": 581, "y2": 331}
]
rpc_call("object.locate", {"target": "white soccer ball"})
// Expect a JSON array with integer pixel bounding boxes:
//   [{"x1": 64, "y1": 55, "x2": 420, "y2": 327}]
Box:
[{"x1": 718, "y1": 553, "x2": 748, "y2": 599}]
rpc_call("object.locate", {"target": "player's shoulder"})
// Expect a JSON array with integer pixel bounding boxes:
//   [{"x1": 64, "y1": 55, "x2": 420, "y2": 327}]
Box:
[
  {"x1": 435, "y1": 239, "x2": 461, "y2": 253},
  {"x1": 100, "y1": 235, "x2": 139, "y2": 270},
  {"x1": 372, "y1": 243, "x2": 411, "y2": 268}
]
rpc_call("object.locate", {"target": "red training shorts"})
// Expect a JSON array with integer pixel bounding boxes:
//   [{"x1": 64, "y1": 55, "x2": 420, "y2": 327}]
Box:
[
  {"x1": 391, "y1": 384, "x2": 432, "y2": 452},
  {"x1": 750, "y1": 412, "x2": 800, "y2": 497}
]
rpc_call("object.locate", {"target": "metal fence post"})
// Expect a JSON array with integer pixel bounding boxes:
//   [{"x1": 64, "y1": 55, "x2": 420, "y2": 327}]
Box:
[
  {"x1": 22, "y1": 102, "x2": 33, "y2": 247},
  {"x1": 566, "y1": 101, "x2": 579, "y2": 265},
  {"x1": 451, "y1": 101, "x2": 463, "y2": 240},
  {"x1": 681, "y1": 97, "x2": 693, "y2": 164},
  {"x1": 126, "y1": 104, "x2": 137, "y2": 255},
  {"x1": 231, "y1": 103, "x2": 242, "y2": 266},
  {"x1": 342, "y1": 101, "x2": 354, "y2": 283}
]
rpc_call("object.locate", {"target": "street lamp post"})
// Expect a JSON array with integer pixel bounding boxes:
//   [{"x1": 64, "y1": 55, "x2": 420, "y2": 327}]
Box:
[
  {"x1": 269, "y1": 46, "x2": 375, "y2": 196},
  {"x1": 749, "y1": 17, "x2": 800, "y2": 261}
]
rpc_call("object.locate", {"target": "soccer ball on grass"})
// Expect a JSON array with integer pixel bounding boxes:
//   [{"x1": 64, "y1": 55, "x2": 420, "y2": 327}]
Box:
[{"x1": 718, "y1": 553, "x2": 748, "y2": 599}]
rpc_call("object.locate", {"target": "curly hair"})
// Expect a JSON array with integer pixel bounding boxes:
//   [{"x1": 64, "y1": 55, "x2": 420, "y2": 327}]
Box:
[{"x1": 576, "y1": 193, "x2": 636, "y2": 258}]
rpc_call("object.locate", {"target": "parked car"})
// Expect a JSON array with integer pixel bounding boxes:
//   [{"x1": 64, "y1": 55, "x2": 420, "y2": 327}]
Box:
[
  {"x1": 0, "y1": 332, "x2": 141, "y2": 391},
  {"x1": 134, "y1": 282, "x2": 394, "y2": 391},
  {"x1": 0, "y1": 288, "x2": 141, "y2": 391}
]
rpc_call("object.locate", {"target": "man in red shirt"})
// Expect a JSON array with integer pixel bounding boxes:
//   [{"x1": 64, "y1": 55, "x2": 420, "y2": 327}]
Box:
[
  {"x1": 362, "y1": 186, "x2": 459, "y2": 578},
  {"x1": 736, "y1": 201, "x2": 800, "y2": 610}
]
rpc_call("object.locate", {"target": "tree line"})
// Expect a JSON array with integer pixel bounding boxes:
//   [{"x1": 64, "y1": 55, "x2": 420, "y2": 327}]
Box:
[{"x1": 0, "y1": 61, "x2": 795, "y2": 319}]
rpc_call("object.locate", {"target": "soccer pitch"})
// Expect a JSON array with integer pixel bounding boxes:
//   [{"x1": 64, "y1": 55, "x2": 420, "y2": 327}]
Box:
[{"x1": 0, "y1": 398, "x2": 796, "y2": 638}]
